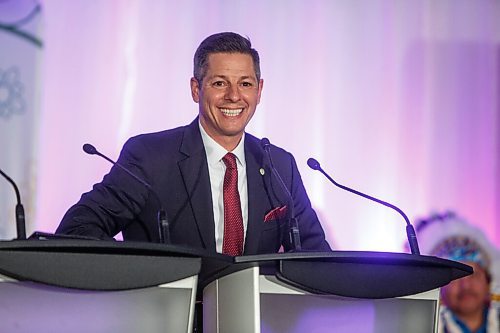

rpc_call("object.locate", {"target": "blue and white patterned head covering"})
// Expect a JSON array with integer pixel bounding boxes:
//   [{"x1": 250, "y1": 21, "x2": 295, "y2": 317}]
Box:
[
  {"x1": 415, "y1": 211, "x2": 492, "y2": 269},
  {"x1": 414, "y1": 211, "x2": 500, "y2": 304},
  {"x1": 431, "y1": 235, "x2": 490, "y2": 269}
]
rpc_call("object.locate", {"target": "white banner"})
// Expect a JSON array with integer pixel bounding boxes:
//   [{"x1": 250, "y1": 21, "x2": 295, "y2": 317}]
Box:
[{"x1": 0, "y1": 1, "x2": 42, "y2": 239}]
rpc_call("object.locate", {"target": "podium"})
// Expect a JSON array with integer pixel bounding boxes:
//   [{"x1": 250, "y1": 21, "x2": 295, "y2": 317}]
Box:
[
  {"x1": 0, "y1": 241, "x2": 472, "y2": 332},
  {"x1": 0, "y1": 239, "x2": 228, "y2": 333},
  {"x1": 203, "y1": 252, "x2": 472, "y2": 333}
]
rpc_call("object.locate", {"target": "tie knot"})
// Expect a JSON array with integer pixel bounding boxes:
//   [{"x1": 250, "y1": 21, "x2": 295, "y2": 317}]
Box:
[{"x1": 222, "y1": 153, "x2": 237, "y2": 170}]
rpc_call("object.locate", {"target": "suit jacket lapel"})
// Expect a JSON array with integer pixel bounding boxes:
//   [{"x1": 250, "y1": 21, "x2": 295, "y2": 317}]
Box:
[
  {"x1": 178, "y1": 119, "x2": 216, "y2": 252},
  {"x1": 244, "y1": 135, "x2": 271, "y2": 254}
]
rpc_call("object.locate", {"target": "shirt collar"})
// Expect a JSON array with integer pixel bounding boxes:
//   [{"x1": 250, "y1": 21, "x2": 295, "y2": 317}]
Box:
[{"x1": 199, "y1": 121, "x2": 246, "y2": 167}]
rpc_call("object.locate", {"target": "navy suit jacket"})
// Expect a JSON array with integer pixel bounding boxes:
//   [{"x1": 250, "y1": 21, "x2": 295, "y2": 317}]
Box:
[{"x1": 57, "y1": 119, "x2": 331, "y2": 254}]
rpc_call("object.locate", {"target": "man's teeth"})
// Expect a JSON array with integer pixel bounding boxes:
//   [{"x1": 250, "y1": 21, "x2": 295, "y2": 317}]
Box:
[{"x1": 220, "y1": 108, "x2": 243, "y2": 116}]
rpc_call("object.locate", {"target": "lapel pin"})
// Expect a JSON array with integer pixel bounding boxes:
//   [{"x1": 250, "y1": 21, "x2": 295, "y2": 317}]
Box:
[{"x1": 259, "y1": 168, "x2": 265, "y2": 176}]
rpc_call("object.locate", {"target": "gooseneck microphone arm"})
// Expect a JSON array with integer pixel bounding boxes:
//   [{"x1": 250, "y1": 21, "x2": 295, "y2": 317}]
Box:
[
  {"x1": 307, "y1": 158, "x2": 420, "y2": 255},
  {"x1": 261, "y1": 138, "x2": 302, "y2": 252},
  {"x1": 82, "y1": 144, "x2": 170, "y2": 244},
  {"x1": 0, "y1": 168, "x2": 26, "y2": 240}
]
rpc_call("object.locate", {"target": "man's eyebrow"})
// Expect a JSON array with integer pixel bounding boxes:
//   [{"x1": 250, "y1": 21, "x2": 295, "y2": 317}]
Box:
[
  {"x1": 209, "y1": 75, "x2": 228, "y2": 80},
  {"x1": 240, "y1": 76, "x2": 257, "y2": 81},
  {"x1": 207, "y1": 75, "x2": 257, "y2": 81}
]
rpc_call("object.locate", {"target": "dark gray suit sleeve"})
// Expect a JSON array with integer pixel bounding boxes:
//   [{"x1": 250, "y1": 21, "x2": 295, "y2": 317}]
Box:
[{"x1": 56, "y1": 137, "x2": 152, "y2": 239}]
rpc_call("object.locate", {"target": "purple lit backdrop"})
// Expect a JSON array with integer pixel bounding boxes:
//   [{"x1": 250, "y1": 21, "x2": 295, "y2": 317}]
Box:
[{"x1": 30, "y1": 0, "x2": 499, "y2": 251}]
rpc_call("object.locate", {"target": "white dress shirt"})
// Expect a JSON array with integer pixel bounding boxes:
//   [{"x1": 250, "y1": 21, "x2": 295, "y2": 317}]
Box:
[{"x1": 199, "y1": 122, "x2": 248, "y2": 253}]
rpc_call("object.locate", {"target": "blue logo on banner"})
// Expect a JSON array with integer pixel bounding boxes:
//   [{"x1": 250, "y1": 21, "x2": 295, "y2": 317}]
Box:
[{"x1": 0, "y1": 67, "x2": 26, "y2": 119}]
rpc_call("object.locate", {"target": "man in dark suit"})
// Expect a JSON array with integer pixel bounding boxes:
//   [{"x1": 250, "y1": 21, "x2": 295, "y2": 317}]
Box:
[{"x1": 56, "y1": 32, "x2": 331, "y2": 255}]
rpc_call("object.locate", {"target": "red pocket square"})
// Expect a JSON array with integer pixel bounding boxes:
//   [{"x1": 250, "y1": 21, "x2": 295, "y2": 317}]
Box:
[{"x1": 264, "y1": 205, "x2": 287, "y2": 222}]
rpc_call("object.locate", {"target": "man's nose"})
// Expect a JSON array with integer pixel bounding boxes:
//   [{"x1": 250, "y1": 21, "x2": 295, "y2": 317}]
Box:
[{"x1": 225, "y1": 84, "x2": 241, "y2": 101}]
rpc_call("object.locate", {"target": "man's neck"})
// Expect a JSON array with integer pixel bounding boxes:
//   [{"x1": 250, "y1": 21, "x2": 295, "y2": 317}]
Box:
[
  {"x1": 214, "y1": 135, "x2": 242, "y2": 152},
  {"x1": 198, "y1": 121, "x2": 244, "y2": 152},
  {"x1": 200, "y1": 126, "x2": 243, "y2": 152}
]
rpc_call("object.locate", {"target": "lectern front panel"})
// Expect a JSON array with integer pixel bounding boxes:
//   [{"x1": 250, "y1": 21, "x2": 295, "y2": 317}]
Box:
[
  {"x1": 260, "y1": 294, "x2": 436, "y2": 333},
  {"x1": 0, "y1": 276, "x2": 197, "y2": 333},
  {"x1": 204, "y1": 267, "x2": 440, "y2": 333},
  {"x1": 259, "y1": 276, "x2": 439, "y2": 333}
]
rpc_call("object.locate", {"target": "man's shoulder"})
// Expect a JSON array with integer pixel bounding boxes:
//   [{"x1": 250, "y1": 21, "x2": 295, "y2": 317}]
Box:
[
  {"x1": 117, "y1": 120, "x2": 202, "y2": 161},
  {"x1": 125, "y1": 120, "x2": 199, "y2": 149}
]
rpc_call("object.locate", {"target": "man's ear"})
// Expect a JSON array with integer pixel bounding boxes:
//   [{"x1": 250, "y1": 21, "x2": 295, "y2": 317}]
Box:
[
  {"x1": 256, "y1": 79, "x2": 264, "y2": 104},
  {"x1": 190, "y1": 77, "x2": 200, "y2": 103}
]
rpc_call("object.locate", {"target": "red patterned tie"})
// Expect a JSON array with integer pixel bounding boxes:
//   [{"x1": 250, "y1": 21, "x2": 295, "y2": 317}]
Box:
[{"x1": 222, "y1": 153, "x2": 244, "y2": 256}]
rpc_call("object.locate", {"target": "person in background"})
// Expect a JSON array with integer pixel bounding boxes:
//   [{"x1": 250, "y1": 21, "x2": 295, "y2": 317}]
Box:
[{"x1": 415, "y1": 212, "x2": 499, "y2": 333}]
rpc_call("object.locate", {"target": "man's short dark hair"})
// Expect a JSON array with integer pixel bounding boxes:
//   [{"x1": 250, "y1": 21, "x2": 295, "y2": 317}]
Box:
[{"x1": 193, "y1": 32, "x2": 261, "y2": 84}]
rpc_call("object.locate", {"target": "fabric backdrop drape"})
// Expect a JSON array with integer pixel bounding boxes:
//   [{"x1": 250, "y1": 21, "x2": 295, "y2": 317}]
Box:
[{"x1": 26, "y1": 0, "x2": 500, "y2": 250}]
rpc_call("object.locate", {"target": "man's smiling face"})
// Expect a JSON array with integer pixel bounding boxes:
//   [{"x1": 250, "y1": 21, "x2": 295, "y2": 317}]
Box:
[{"x1": 191, "y1": 52, "x2": 263, "y2": 150}]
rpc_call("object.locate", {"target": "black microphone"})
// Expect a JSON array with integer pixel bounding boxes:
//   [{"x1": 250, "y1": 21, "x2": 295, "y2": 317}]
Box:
[
  {"x1": 0, "y1": 168, "x2": 26, "y2": 240},
  {"x1": 82, "y1": 143, "x2": 170, "y2": 244},
  {"x1": 307, "y1": 158, "x2": 420, "y2": 255},
  {"x1": 261, "y1": 138, "x2": 301, "y2": 251}
]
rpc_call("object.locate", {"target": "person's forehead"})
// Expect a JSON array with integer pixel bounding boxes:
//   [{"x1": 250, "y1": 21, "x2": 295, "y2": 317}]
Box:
[{"x1": 205, "y1": 53, "x2": 255, "y2": 73}]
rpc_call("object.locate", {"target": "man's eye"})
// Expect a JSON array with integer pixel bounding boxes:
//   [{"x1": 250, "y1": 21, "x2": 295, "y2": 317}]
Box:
[
  {"x1": 212, "y1": 81, "x2": 226, "y2": 87},
  {"x1": 241, "y1": 82, "x2": 253, "y2": 87}
]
